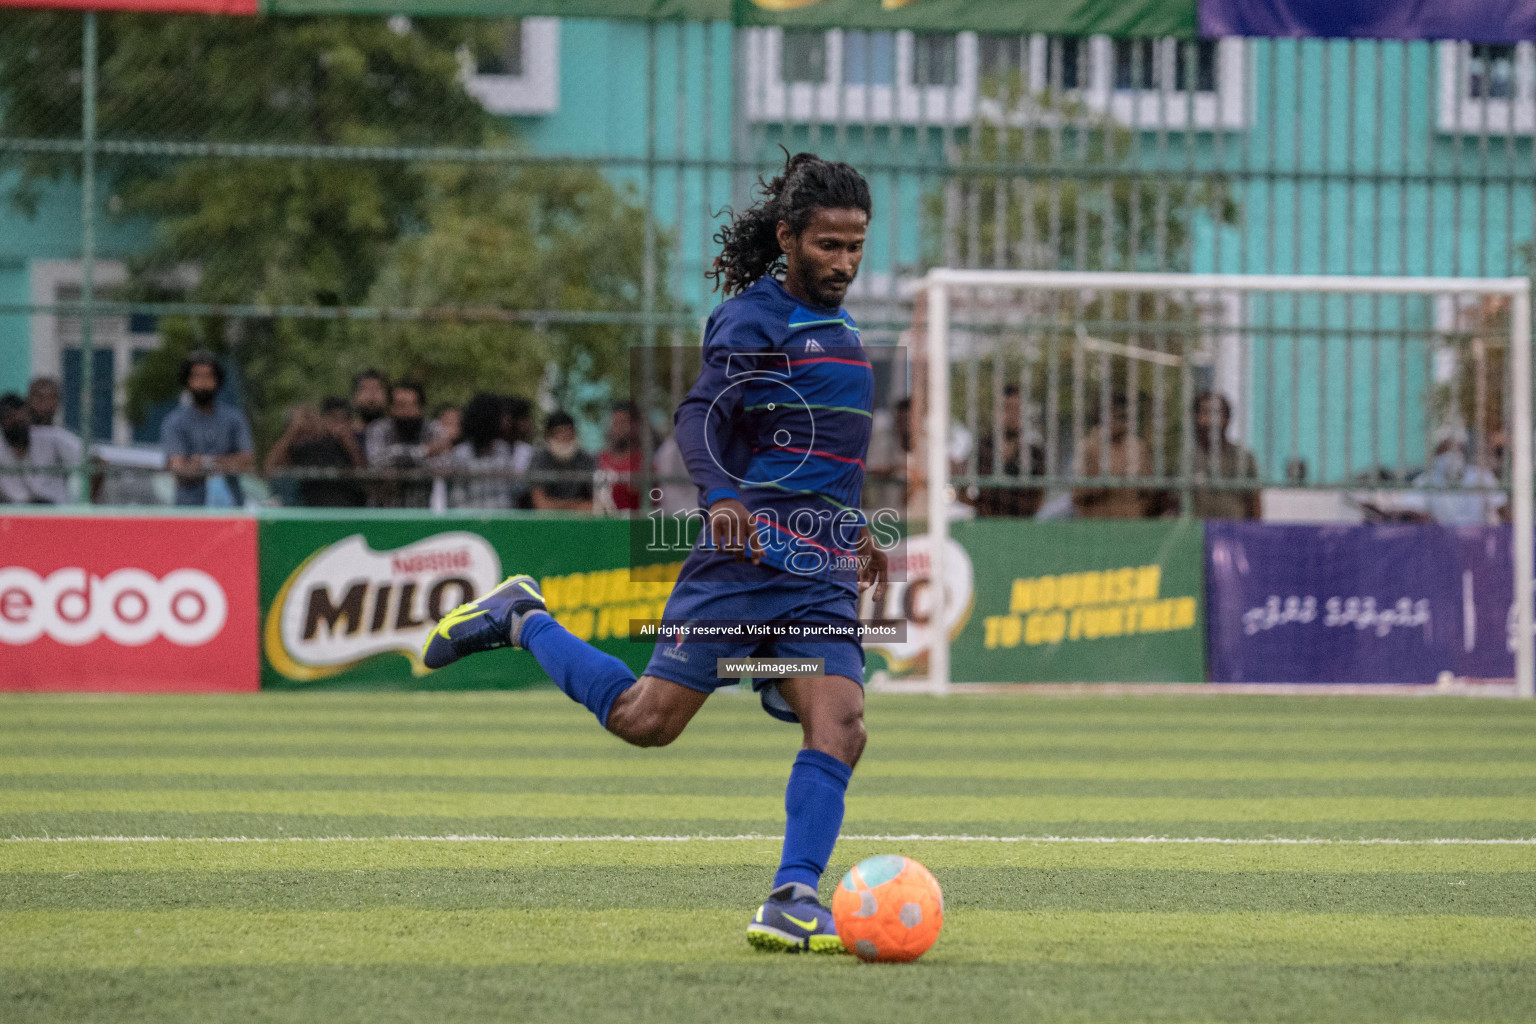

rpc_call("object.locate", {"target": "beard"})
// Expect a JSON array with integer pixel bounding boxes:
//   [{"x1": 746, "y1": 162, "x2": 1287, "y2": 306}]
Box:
[
  {"x1": 2, "y1": 423, "x2": 28, "y2": 448},
  {"x1": 393, "y1": 416, "x2": 424, "y2": 443},
  {"x1": 190, "y1": 388, "x2": 219, "y2": 407},
  {"x1": 808, "y1": 276, "x2": 851, "y2": 307}
]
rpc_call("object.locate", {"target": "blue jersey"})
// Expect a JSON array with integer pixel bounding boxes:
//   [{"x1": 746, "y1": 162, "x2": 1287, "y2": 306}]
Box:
[{"x1": 673, "y1": 275, "x2": 873, "y2": 587}]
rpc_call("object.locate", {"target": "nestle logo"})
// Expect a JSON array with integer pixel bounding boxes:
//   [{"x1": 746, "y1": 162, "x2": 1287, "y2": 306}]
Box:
[{"x1": 390, "y1": 549, "x2": 471, "y2": 575}]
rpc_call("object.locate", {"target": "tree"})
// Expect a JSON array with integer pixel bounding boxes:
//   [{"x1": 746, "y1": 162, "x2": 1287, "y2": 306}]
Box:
[
  {"x1": 0, "y1": 12, "x2": 667, "y2": 444},
  {"x1": 355, "y1": 162, "x2": 670, "y2": 419}
]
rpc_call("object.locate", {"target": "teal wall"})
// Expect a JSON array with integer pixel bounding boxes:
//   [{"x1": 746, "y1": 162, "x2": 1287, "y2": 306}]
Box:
[
  {"x1": 0, "y1": 257, "x2": 27, "y2": 395},
  {"x1": 1198, "y1": 39, "x2": 1533, "y2": 480},
  {"x1": 0, "y1": 168, "x2": 152, "y2": 393},
  {"x1": 515, "y1": 19, "x2": 736, "y2": 316}
]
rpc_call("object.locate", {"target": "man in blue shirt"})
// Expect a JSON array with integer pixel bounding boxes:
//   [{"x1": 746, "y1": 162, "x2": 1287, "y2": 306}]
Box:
[
  {"x1": 160, "y1": 350, "x2": 254, "y2": 507},
  {"x1": 422, "y1": 153, "x2": 888, "y2": 954}
]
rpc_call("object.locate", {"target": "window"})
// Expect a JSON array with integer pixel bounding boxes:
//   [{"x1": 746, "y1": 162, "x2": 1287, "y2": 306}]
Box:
[
  {"x1": 1469, "y1": 43, "x2": 1515, "y2": 99},
  {"x1": 476, "y1": 20, "x2": 523, "y2": 78},
  {"x1": 463, "y1": 17, "x2": 559, "y2": 116},
  {"x1": 1114, "y1": 39, "x2": 1157, "y2": 91},
  {"x1": 782, "y1": 30, "x2": 828, "y2": 84},
  {"x1": 980, "y1": 35, "x2": 1086, "y2": 91},
  {"x1": 1113, "y1": 38, "x2": 1217, "y2": 93},
  {"x1": 749, "y1": 29, "x2": 978, "y2": 123},
  {"x1": 1438, "y1": 41, "x2": 1535, "y2": 133},
  {"x1": 844, "y1": 30, "x2": 895, "y2": 86},
  {"x1": 978, "y1": 35, "x2": 1021, "y2": 84},
  {"x1": 1046, "y1": 37, "x2": 1085, "y2": 91},
  {"x1": 30, "y1": 260, "x2": 163, "y2": 447},
  {"x1": 746, "y1": 29, "x2": 1243, "y2": 128},
  {"x1": 911, "y1": 33, "x2": 958, "y2": 87},
  {"x1": 1176, "y1": 39, "x2": 1218, "y2": 94}
]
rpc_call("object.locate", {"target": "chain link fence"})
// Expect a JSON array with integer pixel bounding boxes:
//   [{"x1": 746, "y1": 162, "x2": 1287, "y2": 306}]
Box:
[{"x1": 0, "y1": 12, "x2": 1529, "y2": 518}]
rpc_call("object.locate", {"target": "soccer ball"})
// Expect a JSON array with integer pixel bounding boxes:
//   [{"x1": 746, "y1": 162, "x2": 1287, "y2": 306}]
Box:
[{"x1": 831, "y1": 854, "x2": 944, "y2": 962}]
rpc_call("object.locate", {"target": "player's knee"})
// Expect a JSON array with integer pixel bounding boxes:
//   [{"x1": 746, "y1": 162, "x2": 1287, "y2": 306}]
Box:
[
  {"x1": 608, "y1": 702, "x2": 682, "y2": 748},
  {"x1": 808, "y1": 707, "x2": 865, "y2": 765},
  {"x1": 842, "y1": 710, "x2": 868, "y2": 762}
]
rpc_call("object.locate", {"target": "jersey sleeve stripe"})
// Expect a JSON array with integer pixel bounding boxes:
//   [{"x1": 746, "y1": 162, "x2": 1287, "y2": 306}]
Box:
[
  {"x1": 769, "y1": 445, "x2": 866, "y2": 469},
  {"x1": 788, "y1": 357, "x2": 873, "y2": 370},
  {"x1": 744, "y1": 403, "x2": 873, "y2": 418}
]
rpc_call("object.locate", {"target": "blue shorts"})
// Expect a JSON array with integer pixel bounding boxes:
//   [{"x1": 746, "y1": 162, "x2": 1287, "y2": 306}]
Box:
[{"x1": 642, "y1": 556, "x2": 865, "y2": 724}]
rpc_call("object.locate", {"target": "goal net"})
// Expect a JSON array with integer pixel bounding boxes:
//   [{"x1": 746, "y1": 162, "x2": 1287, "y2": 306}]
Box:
[{"x1": 912, "y1": 270, "x2": 1533, "y2": 697}]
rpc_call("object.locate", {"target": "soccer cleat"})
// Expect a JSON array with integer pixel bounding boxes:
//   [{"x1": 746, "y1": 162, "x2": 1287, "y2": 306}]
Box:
[
  {"x1": 420, "y1": 574, "x2": 548, "y2": 670},
  {"x1": 746, "y1": 882, "x2": 845, "y2": 954}
]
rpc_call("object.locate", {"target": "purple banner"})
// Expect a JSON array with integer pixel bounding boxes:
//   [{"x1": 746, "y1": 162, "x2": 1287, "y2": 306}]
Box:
[
  {"x1": 1205, "y1": 523, "x2": 1516, "y2": 684},
  {"x1": 1200, "y1": 0, "x2": 1536, "y2": 43}
]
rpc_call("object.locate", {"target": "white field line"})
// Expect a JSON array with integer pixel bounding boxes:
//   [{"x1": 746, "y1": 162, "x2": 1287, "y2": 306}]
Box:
[{"x1": 3, "y1": 834, "x2": 1534, "y2": 845}]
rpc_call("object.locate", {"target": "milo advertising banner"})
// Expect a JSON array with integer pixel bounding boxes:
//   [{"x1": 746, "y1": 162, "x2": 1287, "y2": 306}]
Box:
[
  {"x1": 260, "y1": 515, "x2": 676, "y2": 689},
  {"x1": 867, "y1": 519, "x2": 1206, "y2": 684}
]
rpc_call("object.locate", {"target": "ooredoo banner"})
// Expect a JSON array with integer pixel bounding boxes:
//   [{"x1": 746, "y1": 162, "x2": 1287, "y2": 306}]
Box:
[
  {"x1": 0, "y1": 514, "x2": 259, "y2": 691},
  {"x1": 1205, "y1": 522, "x2": 1516, "y2": 683}
]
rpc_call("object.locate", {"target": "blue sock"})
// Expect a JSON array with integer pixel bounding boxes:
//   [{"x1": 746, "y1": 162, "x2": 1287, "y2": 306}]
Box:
[
  {"x1": 518, "y1": 613, "x2": 637, "y2": 727},
  {"x1": 773, "y1": 748, "x2": 853, "y2": 892}
]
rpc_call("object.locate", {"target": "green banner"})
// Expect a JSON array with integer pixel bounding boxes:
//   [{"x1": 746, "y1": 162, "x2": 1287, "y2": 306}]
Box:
[
  {"x1": 947, "y1": 518, "x2": 1206, "y2": 683},
  {"x1": 259, "y1": 513, "x2": 676, "y2": 690},
  {"x1": 257, "y1": 0, "x2": 1196, "y2": 36},
  {"x1": 732, "y1": 0, "x2": 1194, "y2": 36}
]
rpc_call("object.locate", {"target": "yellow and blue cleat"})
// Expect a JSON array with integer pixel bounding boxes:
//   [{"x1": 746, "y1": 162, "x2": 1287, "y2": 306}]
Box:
[
  {"x1": 421, "y1": 574, "x2": 548, "y2": 670},
  {"x1": 747, "y1": 882, "x2": 845, "y2": 954}
]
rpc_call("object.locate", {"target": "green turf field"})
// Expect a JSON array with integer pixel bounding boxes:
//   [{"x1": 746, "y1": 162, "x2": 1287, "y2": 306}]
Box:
[{"x1": 1, "y1": 691, "x2": 1533, "y2": 1023}]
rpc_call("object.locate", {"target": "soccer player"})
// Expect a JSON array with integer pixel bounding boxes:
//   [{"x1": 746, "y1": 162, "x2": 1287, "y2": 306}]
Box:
[{"x1": 423, "y1": 152, "x2": 886, "y2": 954}]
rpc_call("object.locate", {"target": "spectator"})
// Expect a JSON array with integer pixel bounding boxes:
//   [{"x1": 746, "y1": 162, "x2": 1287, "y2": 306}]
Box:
[
  {"x1": 1191, "y1": 391, "x2": 1262, "y2": 520},
  {"x1": 1072, "y1": 394, "x2": 1168, "y2": 519},
  {"x1": 445, "y1": 392, "x2": 521, "y2": 509},
  {"x1": 864, "y1": 395, "x2": 908, "y2": 512},
  {"x1": 350, "y1": 369, "x2": 389, "y2": 444},
  {"x1": 320, "y1": 394, "x2": 354, "y2": 435},
  {"x1": 651, "y1": 432, "x2": 696, "y2": 514},
  {"x1": 160, "y1": 350, "x2": 255, "y2": 507},
  {"x1": 265, "y1": 399, "x2": 365, "y2": 507},
  {"x1": 973, "y1": 383, "x2": 1046, "y2": 517},
  {"x1": 501, "y1": 396, "x2": 536, "y2": 451},
  {"x1": 27, "y1": 377, "x2": 61, "y2": 427},
  {"x1": 0, "y1": 392, "x2": 81, "y2": 504},
  {"x1": 431, "y1": 403, "x2": 462, "y2": 456},
  {"x1": 594, "y1": 401, "x2": 642, "y2": 514},
  {"x1": 1402, "y1": 428, "x2": 1505, "y2": 526},
  {"x1": 529, "y1": 410, "x2": 595, "y2": 511},
  {"x1": 500, "y1": 396, "x2": 538, "y2": 508},
  {"x1": 365, "y1": 380, "x2": 436, "y2": 508}
]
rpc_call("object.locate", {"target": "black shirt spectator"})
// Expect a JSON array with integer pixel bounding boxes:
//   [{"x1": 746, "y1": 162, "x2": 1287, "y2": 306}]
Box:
[
  {"x1": 266, "y1": 399, "x2": 366, "y2": 507},
  {"x1": 529, "y1": 410, "x2": 595, "y2": 510},
  {"x1": 365, "y1": 381, "x2": 440, "y2": 508},
  {"x1": 973, "y1": 384, "x2": 1046, "y2": 517}
]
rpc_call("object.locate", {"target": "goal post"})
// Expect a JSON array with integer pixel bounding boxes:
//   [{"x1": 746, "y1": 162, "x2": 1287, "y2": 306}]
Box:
[{"x1": 919, "y1": 269, "x2": 1535, "y2": 698}]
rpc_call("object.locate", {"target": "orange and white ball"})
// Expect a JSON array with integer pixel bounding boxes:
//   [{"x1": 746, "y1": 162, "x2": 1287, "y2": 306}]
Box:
[{"x1": 831, "y1": 854, "x2": 944, "y2": 962}]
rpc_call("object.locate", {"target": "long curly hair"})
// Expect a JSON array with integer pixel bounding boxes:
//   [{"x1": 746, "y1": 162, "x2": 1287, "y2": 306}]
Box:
[{"x1": 708, "y1": 151, "x2": 872, "y2": 297}]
